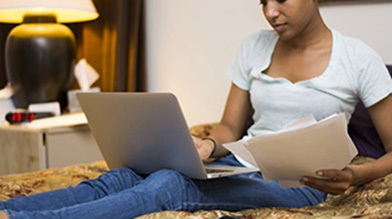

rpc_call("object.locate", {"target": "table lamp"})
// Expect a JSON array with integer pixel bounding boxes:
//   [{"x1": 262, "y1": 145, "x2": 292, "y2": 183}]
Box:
[{"x1": 0, "y1": 0, "x2": 99, "y2": 111}]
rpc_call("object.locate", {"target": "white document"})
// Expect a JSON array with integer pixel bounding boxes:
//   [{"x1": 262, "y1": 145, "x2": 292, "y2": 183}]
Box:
[
  {"x1": 223, "y1": 113, "x2": 358, "y2": 188},
  {"x1": 223, "y1": 140, "x2": 259, "y2": 168}
]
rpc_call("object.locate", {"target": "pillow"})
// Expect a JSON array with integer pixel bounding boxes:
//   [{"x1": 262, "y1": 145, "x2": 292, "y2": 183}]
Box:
[{"x1": 347, "y1": 65, "x2": 392, "y2": 158}]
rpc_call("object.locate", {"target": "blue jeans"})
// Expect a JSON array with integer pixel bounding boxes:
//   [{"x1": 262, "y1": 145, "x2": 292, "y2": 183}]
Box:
[{"x1": 0, "y1": 154, "x2": 326, "y2": 218}]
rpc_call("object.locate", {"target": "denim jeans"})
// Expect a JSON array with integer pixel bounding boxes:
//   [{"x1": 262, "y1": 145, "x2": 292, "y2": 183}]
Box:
[{"x1": 0, "y1": 154, "x2": 326, "y2": 219}]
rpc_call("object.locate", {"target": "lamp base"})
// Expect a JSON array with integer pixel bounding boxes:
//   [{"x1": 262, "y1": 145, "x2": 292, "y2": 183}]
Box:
[{"x1": 5, "y1": 13, "x2": 76, "y2": 111}]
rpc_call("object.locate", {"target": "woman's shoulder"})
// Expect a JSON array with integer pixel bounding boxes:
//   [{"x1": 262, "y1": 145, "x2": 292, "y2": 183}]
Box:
[
  {"x1": 332, "y1": 29, "x2": 376, "y2": 55},
  {"x1": 332, "y1": 29, "x2": 382, "y2": 68},
  {"x1": 239, "y1": 29, "x2": 278, "y2": 54},
  {"x1": 244, "y1": 29, "x2": 277, "y2": 43}
]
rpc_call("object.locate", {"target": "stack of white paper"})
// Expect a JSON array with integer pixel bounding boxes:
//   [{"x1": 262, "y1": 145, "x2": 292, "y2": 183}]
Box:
[{"x1": 223, "y1": 113, "x2": 358, "y2": 188}]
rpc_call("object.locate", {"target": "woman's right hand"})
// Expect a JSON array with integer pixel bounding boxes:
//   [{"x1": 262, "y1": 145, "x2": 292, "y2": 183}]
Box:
[{"x1": 192, "y1": 136, "x2": 215, "y2": 161}]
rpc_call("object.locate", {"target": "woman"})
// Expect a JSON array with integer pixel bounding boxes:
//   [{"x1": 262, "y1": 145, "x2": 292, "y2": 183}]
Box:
[{"x1": 1, "y1": 0, "x2": 391, "y2": 218}]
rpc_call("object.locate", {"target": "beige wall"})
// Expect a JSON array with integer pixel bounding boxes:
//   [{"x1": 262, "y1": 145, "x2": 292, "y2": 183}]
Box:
[{"x1": 144, "y1": 0, "x2": 392, "y2": 126}]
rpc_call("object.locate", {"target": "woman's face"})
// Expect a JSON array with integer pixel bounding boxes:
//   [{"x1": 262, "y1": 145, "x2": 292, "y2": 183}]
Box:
[{"x1": 260, "y1": 0, "x2": 319, "y2": 40}]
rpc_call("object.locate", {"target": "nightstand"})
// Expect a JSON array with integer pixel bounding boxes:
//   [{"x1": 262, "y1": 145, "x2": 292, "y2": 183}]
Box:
[{"x1": 0, "y1": 123, "x2": 103, "y2": 175}]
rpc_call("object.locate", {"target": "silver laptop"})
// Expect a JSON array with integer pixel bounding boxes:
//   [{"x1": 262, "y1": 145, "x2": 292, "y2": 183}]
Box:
[{"x1": 77, "y1": 92, "x2": 258, "y2": 179}]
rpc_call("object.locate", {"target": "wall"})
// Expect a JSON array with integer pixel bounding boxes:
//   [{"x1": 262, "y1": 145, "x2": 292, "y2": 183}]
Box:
[{"x1": 144, "y1": 0, "x2": 392, "y2": 127}]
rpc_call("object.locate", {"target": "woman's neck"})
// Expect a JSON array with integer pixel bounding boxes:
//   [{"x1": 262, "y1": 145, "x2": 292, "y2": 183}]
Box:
[{"x1": 282, "y1": 14, "x2": 331, "y2": 51}]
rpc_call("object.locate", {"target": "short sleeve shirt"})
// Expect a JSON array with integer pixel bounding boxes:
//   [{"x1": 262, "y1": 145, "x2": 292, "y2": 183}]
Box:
[{"x1": 227, "y1": 29, "x2": 392, "y2": 139}]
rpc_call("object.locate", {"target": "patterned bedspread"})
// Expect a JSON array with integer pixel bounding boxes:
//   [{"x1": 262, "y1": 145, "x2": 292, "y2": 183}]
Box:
[
  {"x1": 0, "y1": 124, "x2": 391, "y2": 218},
  {"x1": 0, "y1": 158, "x2": 391, "y2": 218},
  {"x1": 139, "y1": 156, "x2": 392, "y2": 219}
]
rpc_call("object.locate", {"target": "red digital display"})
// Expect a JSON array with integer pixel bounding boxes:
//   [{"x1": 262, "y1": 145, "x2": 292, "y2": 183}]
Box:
[
  {"x1": 5, "y1": 112, "x2": 53, "y2": 124},
  {"x1": 7, "y1": 112, "x2": 35, "y2": 123}
]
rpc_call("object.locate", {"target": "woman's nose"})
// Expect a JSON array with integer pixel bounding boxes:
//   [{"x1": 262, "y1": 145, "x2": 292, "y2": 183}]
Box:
[{"x1": 263, "y1": 3, "x2": 280, "y2": 19}]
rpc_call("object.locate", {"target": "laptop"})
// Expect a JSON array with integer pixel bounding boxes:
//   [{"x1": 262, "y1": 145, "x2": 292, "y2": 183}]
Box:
[{"x1": 76, "y1": 92, "x2": 258, "y2": 179}]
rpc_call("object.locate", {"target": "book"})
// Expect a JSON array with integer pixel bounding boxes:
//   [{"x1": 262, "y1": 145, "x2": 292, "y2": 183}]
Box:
[{"x1": 223, "y1": 113, "x2": 358, "y2": 188}]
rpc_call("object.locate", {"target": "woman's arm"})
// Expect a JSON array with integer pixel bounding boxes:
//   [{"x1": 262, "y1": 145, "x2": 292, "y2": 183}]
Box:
[
  {"x1": 350, "y1": 94, "x2": 392, "y2": 184},
  {"x1": 303, "y1": 94, "x2": 392, "y2": 194},
  {"x1": 194, "y1": 83, "x2": 252, "y2": 160}
]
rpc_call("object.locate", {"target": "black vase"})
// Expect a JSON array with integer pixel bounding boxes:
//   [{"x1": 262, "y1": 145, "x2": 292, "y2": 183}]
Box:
[{"x1": 5, "y1": 13, "x2": 76, "y2": 111}]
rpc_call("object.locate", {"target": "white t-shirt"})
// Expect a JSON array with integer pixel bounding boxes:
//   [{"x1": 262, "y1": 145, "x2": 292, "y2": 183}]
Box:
[{"x1": 227, "y1": 29, "x2": 392, "y2": 139}]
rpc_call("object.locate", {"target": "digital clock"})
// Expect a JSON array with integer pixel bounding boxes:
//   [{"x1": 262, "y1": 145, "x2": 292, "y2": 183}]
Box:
[{"x1": 5, "y1": 112, "x2": 55, "y2": 124}]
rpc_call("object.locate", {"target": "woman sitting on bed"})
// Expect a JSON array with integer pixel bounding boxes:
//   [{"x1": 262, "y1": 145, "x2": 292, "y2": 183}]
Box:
[{"x1": 1, "y1": 0, "x2": 392, "y2": 218}]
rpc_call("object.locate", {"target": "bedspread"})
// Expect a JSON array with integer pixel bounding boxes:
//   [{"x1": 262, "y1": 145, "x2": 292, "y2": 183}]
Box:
[
  {"x1": 0, "y1": 157, "x2": 391, "y2": 218},
  {"x1": 0, "y1": 123, "x2": 391, "y2": 218},
  {"x1": 139, "y1": 156, "x2": 392, "y2": 219}
]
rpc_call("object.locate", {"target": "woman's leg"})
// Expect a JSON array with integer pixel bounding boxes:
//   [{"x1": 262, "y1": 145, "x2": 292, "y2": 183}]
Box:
[
  {"x1": 0, "y1": 167, "x2": 143, "y2": 212},
  {"x1": 186, "y1": 173, "x2": 325, "y2": 212},
  {"x1": 181, "y1": 154, "x2": 326, "y2": 212},
  {"x1": 2, "y1": 169, "x2": 201, "y2": 219},
  {"x1": 0, "y1": 155, "x2": 327, "y2": 218}
]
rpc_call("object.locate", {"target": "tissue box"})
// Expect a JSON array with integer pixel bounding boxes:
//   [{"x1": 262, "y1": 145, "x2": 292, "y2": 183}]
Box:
[
  {"x1": 67, "y1": 87, "x2": 101, "y2": 113},
  {"x1": 0, "y1": 98, "x2": 15, "y2": 125}
]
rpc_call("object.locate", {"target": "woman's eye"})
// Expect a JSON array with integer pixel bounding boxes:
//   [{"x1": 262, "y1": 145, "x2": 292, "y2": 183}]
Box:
[{"x1": 260, "y1": 0, "x2": 285, "y2": 6}]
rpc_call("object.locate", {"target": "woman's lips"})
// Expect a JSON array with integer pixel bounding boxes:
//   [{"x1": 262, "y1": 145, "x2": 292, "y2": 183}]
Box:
[{"x1": 273, "y1": 23, "x2": 287, "y2": 33}]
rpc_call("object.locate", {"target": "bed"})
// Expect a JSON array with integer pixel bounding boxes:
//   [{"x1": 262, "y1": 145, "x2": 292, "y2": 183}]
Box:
[
  {"x1": 1, "y1": 67, "x2": 391, "y2": 218},
  {"x1": 0, "y1": 122, "x2": 392, "y2": 218}
]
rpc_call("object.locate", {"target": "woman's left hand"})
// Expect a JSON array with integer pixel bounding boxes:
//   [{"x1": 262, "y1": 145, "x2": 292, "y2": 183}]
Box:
[{"x1": 300, "y1": 167, "x2": 354, "y2": 195}]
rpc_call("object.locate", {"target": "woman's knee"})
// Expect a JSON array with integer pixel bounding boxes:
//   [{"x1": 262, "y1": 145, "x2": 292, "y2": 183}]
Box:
[
  {"x1": 80, "y1": 168, "x2": 143, "y2": 196},
  {"x1": 148, "y1": 169, "x2": 184, "y2": 180},
  {"x1": 145, "y1": 169, "x2": 201, "y2": 202}
]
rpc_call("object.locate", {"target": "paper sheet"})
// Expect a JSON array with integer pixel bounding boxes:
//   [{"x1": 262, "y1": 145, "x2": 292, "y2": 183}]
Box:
[
  {"x1": 223, "y1": 140, "x2": 258, "y2": 168},
  {"x1": 223, "y1": 113, "x2": 358, "y2": 188}
]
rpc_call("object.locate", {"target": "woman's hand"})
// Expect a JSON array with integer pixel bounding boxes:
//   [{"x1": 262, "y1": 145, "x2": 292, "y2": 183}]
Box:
[
  {"x1": 302, "y1": 95, "x2": 392, "y2": 195},
  {"x1": 300, "y1": 167, "x2": 354, "y2": 195},
  {"x1": 192, "y1": 136, "x2": 215, "y2": 161}
]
